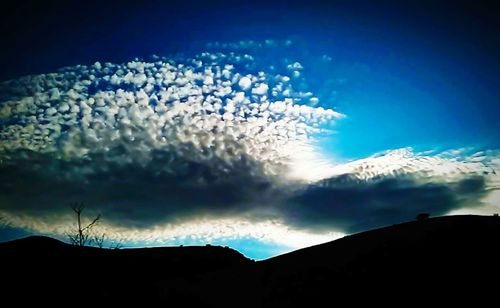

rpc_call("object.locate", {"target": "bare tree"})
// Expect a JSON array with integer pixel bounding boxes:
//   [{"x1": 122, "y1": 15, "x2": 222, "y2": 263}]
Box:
[
  {"x1": 110, "y1": 241, "x2": 123, "y2": 250},
  {"x1": 68, "y1": 203, "x2": 101, "y2": 247},
  {"x1": 93, "y1": 233, "x2": 106, "y2": 248}
]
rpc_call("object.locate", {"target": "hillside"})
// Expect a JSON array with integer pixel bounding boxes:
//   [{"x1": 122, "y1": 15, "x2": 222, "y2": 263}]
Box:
[
  {"x1": 2, "y1": 215, "x2": 499, "y2": 305},
  {"x1": 1, "y1": 235, "x2": 251, "y2": 304},
  {"x1": 257, "y1": 215, "x2": 500, "y2": 305}
]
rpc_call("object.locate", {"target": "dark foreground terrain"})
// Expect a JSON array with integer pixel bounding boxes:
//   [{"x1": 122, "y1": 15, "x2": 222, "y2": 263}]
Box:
[{"x1": 2, "y1": 215, "x2": 500, "y2": 306}]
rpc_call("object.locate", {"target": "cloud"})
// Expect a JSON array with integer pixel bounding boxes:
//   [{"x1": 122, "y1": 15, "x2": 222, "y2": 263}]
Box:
[
  {"x1": 282, "y1": 148, "x2": 499, "y2": 233},
  {"x1": 0, "y1": 211, "x2": 343, "y2": 250},
  {"x1": 287, "y1": 175, "x2": 487, "y2": 233},
  {"x1": 0, "y1": 41, "x2": 498, "y2": 249},
  {"x1": 0, "y1": 41, "x2": 342, "y2": 235}
]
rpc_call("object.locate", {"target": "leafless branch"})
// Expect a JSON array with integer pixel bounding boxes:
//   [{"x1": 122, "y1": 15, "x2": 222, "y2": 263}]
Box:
[
  {"x1": 67, "y1": 203, "x2": 102, "y2": 247},
  {"x1": 93, "y1": 233, "x2": 106, "y2": 248}
]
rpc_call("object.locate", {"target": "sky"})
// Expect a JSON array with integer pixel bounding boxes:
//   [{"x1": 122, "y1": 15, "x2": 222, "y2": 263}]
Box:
[{"x1": 0, "y1": 0, "x2": 499, "y2": 259}]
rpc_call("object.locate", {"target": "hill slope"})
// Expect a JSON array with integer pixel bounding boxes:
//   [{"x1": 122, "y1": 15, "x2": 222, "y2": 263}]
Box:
[
  {"x1": 1, "y1": 235, "x2": 251, "y2": 304},
  {"x1": 2, "y1": 215, "x2": 499, "y2": 305},
  {"x1": 256, "y1": 215, "x2": 500, "y2": 305}
]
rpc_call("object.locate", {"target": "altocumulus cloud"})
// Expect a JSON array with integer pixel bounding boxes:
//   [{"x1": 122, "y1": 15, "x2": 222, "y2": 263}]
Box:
[{"x1": 0, "y1": 41, "x2": 498, "y2": 249}]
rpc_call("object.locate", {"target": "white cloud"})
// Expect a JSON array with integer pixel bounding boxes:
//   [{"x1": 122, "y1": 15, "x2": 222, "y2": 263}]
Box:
[
  {"x1": 321, "y1": 148, "x2": 497, "y2": 184},
  {"x1": 0, "y1": 49, "x2": 344, "y2": 184},
  {"x1": 251, "y1": 83, "x2": 269, "y2": 95},
  {"x1": 238, "y1": 76, "x2": 252, "y2": 90}
]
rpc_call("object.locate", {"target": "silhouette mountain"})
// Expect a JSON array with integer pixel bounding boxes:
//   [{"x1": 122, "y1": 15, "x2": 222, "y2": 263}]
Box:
[{"x1": 2, "y1": 215, "x2": 499, "y2": 305}]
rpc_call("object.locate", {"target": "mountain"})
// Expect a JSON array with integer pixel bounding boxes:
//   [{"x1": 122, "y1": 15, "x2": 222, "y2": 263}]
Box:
[{"x1": 2, "y1": 215, "x2": 499, "y2": 305}]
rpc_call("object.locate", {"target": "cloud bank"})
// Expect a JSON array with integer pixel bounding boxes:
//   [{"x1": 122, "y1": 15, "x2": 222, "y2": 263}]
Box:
[
  {"x1": 285, "y1": 148, "x2": 498, "y2": 233},
  {"x1": 0, "y1": 41, "x2": 498, "y2": 250}
]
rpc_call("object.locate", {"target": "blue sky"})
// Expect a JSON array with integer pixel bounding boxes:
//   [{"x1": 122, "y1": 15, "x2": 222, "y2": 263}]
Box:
[{"x1": 0, "y1": 0, "x2": 498, "y2": 259}]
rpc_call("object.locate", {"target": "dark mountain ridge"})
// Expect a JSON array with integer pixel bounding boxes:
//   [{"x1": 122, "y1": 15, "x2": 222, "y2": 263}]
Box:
[{"x1": 2, "y1": 215, "x2": 499, "y2": 305}]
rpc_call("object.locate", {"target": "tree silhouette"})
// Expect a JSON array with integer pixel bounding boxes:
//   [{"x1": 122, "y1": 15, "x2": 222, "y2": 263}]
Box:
[
  {"x1": 68, "y1": 203, "x2": 101, "y2": 247},
  {"x1": 93, "y1": 232, "x2": 106, "y2": 248}
]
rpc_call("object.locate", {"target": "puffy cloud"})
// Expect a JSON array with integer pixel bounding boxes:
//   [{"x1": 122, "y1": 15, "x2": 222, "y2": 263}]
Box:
[
  {"x1": 251, "y1": 83, "x2": 269, "y2": 95},
  {"x1": 238, "y1": 76, "x2": 252, "y2": 90},
  {"x1": 0, "y1": 52, "x2": 342, "y2": 178}
]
